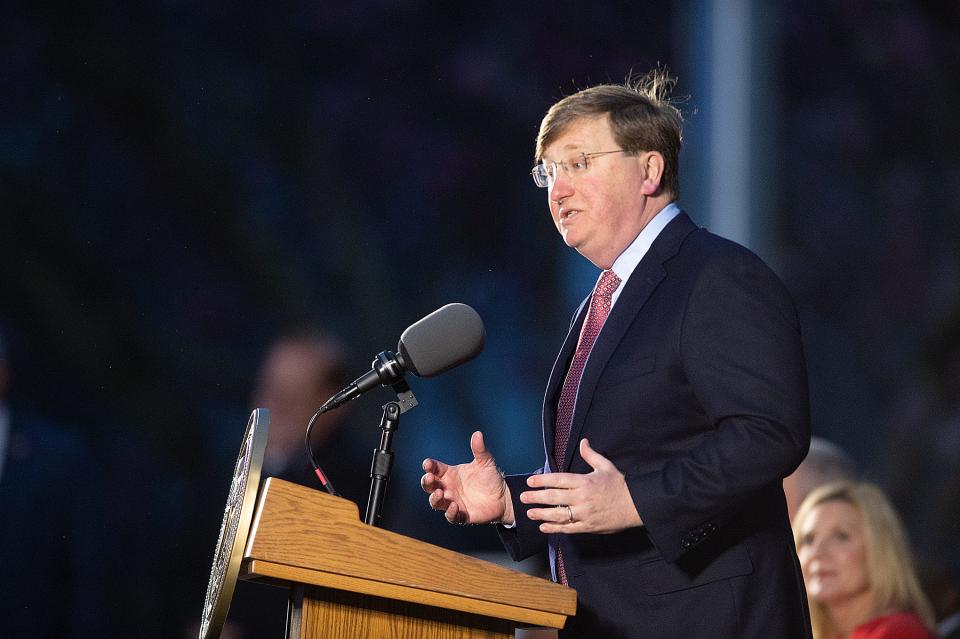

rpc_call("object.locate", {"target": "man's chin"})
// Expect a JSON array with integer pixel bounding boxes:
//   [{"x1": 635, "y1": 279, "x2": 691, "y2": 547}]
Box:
[{"x1": 559, "y1": 231, "x2": 580, "y2": 249}]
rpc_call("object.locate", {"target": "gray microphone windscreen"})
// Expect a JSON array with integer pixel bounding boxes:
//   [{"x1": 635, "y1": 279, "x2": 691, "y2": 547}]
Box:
[{"x1": 398, "y1": 303, "x2": 485, "y2": 377}]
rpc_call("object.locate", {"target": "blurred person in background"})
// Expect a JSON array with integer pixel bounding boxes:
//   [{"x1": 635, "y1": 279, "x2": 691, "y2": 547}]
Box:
[
  {"x1": 251, "y1": 329, "x2": 370, "y2": 505},
  {"x1": 794, "y1": 480, "x2": 935, "y2": 639},
  {"x1": 784, "y1": 436, "x2": 858, "y2": 522},
  {"x1": 219, "y1": 329, "x2": 371, "y2": 639},
  {"x1": 0, "y1": 323, "x2": 107, "y2": 637}
]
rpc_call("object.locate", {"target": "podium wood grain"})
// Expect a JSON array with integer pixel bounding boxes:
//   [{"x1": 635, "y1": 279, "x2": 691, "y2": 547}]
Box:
[
  {"x1": 241, "y1": 478, "x2": 575, "y2": 631},
  {"x1": 298, "y1": 584, "x2": 514, "y2": 639}
]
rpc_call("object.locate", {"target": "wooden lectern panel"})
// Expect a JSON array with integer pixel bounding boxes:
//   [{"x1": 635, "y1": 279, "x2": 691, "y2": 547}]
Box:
[{"x1": 294, "y1": 585, "x2": 514, "y2": 639}]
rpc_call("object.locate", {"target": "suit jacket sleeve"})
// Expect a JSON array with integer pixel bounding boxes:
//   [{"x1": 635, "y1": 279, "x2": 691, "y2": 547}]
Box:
[
  {"x1": 496, "y1": 470, "x2": 547, "y2": 561},
  {"x1": 625, "y1": 246, "x2": 810, "y2": 562}
]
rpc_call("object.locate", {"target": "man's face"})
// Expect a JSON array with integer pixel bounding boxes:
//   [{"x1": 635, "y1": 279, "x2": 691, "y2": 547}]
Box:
[
  {"x1": 253, "y1": 343, "x2": 339, "y2": 440},
  {"x1": 541, "y1": 115, "x2": 652, "y2": 269}
]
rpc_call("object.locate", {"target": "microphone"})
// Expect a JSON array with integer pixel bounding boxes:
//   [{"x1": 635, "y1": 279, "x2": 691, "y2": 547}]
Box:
[
  {"x1": 320, "y1": 303, "x2": 485, "y2": 412},
  {"x1": 305, "y1": 302, "x2": 484, "y2": 498}
]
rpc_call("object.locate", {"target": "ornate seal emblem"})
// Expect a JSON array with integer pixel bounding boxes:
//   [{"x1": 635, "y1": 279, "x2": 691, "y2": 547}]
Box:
[{"x1": 199, "y1": 408, "x2": 269, "y2": 639}]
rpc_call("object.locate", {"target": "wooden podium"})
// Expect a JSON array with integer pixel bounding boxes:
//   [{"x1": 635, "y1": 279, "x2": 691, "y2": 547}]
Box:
[
  {"x1": 240, "y1": 477, "x2": 576, "y2": 638},
  {"x1": 199, "y1": 408, "x2": 575, "y2": 639}
]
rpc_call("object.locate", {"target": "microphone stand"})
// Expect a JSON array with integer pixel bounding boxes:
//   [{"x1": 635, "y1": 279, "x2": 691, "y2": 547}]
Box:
[{"x1": 364, "y1": 379, "x2": 418, "y2": 527}]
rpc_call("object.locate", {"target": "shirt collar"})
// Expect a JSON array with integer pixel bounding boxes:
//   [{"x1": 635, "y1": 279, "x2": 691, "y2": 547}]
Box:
[{"x1": 608, "y1": 201, "x2": 681, "y2": 306}]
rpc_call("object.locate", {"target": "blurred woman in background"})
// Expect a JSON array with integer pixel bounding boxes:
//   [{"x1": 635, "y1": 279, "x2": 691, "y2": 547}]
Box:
[{"x1": 793, "y1": 481, "x2": 935, "y2": 639}]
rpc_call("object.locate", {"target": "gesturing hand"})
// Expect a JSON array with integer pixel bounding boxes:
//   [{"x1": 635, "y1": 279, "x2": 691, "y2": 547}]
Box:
[
  {"x1": 421, "y1": 431, "x2": 514, "y2": 526},
  {"x1": 521, "y1": 438, "x2": 643, "y2": 534}
]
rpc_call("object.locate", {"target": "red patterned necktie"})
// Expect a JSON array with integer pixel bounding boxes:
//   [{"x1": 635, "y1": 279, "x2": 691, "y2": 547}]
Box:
[{"x1": 553, "y1": 269, "x2": 621, "y2": 585}]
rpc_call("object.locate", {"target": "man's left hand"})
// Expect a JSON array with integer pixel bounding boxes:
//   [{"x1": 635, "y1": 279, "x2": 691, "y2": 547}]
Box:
[{"x1": 521, "y1": 438, "x2": 644, "y2": 534}]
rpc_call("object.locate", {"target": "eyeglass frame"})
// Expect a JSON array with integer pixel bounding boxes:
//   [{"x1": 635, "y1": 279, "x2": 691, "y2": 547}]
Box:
[{"x1": 530, "y1": 149, "x2": 627, "y2": 188}]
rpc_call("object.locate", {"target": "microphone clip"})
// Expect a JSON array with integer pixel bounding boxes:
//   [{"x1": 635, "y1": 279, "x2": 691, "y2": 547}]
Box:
[{"x1": 389, "y1": 378, "x2": 418, "y2": 415}]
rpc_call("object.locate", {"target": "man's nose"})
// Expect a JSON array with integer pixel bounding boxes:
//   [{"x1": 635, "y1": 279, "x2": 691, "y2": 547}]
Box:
[{"x1": 549, "y1": 171, "x2": 574, "y2": 201}]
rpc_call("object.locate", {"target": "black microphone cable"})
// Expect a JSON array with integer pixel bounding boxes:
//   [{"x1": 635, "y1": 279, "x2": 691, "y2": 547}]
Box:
[{"x1": 304, "y1": 399, "x2": 339, "y2": 496}]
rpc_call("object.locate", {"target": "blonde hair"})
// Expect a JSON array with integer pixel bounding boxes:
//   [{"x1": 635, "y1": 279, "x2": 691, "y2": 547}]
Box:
[
  {"x1": 793, "y1": 481, "x2": 935, "y2": 638},
  {"x1": 535, "y1": 67, "x2": 684, "y2": 198}
]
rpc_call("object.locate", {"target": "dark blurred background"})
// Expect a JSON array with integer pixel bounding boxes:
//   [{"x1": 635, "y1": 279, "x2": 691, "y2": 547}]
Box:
[{"x1": 1, "y1": 1, "x2": 958, "y2": 637}]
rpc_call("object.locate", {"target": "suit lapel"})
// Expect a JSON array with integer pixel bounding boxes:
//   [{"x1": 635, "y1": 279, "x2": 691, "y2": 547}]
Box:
[{"x1": 559, "y1": 212, "x2": 698, "y2": 471}]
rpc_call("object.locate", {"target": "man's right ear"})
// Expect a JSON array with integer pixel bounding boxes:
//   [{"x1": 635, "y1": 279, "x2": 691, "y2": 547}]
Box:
[{"x1": 639, "y1": 151, "x2": 665, "y2": 196}]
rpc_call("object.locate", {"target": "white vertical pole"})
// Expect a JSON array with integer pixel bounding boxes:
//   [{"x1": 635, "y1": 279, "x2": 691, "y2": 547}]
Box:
[{"x1": 707, "y1": 0, "x2": 753, "y2": 246}]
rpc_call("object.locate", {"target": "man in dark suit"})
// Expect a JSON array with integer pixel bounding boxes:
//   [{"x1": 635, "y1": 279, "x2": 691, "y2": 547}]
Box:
[{"x1": 421, "y1": 69, "x2": 812, "y2": 638}]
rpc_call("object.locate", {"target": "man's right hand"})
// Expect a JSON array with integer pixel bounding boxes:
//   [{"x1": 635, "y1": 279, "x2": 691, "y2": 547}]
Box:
[{"x1": 421, "y1": 431, "x2": 514, "y2": 526}]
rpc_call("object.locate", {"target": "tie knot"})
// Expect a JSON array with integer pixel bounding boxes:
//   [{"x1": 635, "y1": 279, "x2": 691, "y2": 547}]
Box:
[{"x1": 596, "y1": 270, "x2": 621, "y2": 301}]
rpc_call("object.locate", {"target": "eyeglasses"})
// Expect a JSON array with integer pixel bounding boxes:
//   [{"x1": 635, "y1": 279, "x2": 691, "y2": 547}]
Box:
[{"x1": 531, "y1": 150, "x2": 626, "y2": 188}]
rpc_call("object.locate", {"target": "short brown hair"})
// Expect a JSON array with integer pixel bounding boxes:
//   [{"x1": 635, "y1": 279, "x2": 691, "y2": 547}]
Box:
[{"x1": 535, "y1": 68, "x2": 684, "y2": 198}]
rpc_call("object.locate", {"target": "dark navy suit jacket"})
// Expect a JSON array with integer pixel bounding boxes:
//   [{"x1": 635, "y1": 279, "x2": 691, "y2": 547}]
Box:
[{"x1": 499, "y1": 213, "x2": 813, "y2": 638}]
